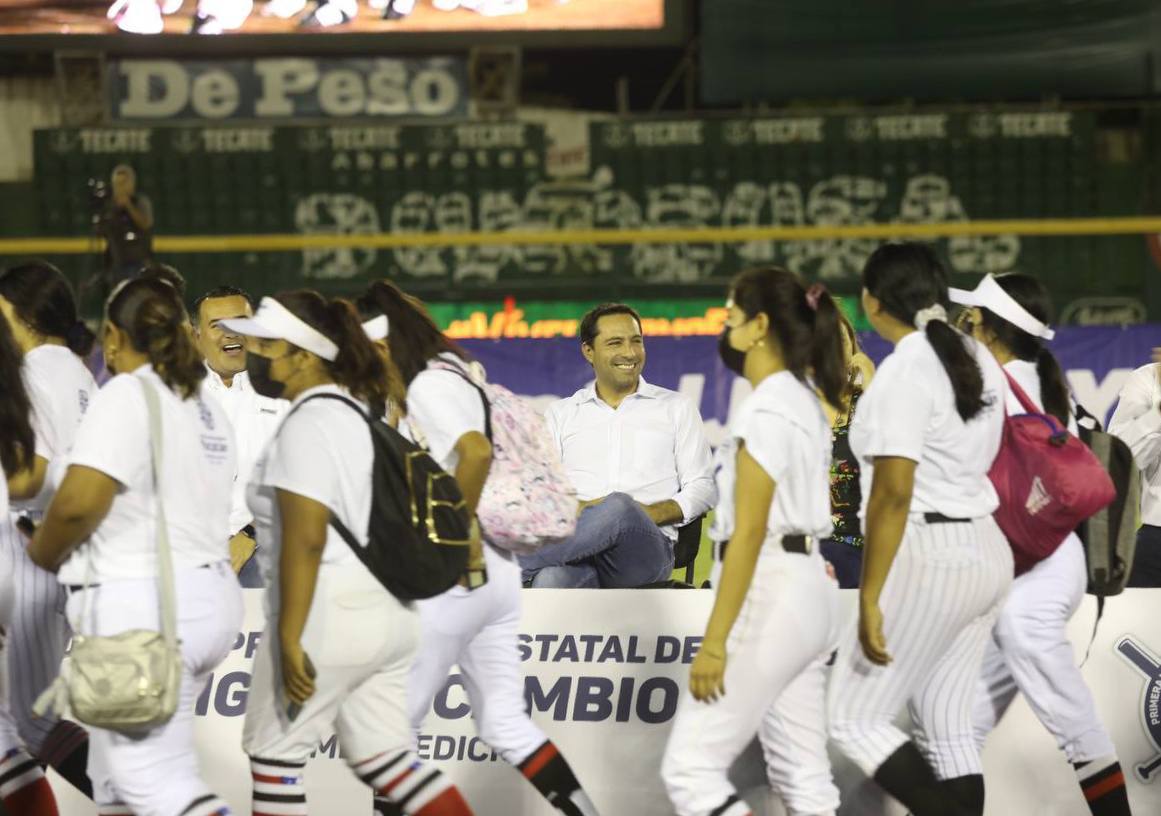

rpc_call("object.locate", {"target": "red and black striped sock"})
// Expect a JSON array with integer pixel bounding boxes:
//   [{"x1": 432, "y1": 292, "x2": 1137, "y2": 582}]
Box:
[
  {"x1": 38, "y1": 719, "x2": 93, "y2": 799},
  {"x1": 517, "y1": 741, "x2": 598, "y2": 816},
  {"x1": 0, "y1": 747, "x2": 59, "y2": 816},
  {"x1": 250, "y1": 757, "x2": 307, "y2": 816},
  {"x1": 353, "y1": 750, "x2": 473, "y2": 816},
  {"x1": 1074, "y1": 757, "x2": 1131, "y2": 816}
]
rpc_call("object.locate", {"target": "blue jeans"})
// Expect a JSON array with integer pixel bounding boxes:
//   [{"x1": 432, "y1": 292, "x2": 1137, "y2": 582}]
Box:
[
  {"x1": 519, "y1": 492, "x2": 674, "y2": 588},
  {"x1": 820, "y1": 538, "x2": 863, "y2": 589},
  {"x1": 237, "y1": 554, "x2": 264, "y2": 588}
]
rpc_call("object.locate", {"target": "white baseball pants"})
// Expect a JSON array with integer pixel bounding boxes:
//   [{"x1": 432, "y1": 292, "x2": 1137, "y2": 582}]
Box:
[
  {"x1": 67, "y1": 562, "x2": 242, "y2": 816},
  {"x1": 243, "y1": 561, "x2": 421, "y2": 763},
  {"x1": 408, "y1": 545, "x2": 546, "y2": 766},
  {"x1": 662, "y1": 543, "x2": 843, "y2": 816},
  {"x1": 972, "y1": 533, "x2": 1116, "y2": 763},
  {"x1": 828, "y1": 515, "x2": 1013, "y2": 781}
]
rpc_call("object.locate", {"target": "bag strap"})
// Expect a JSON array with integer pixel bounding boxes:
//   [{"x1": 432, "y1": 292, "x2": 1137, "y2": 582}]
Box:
[
  {"x1": 429, "y1": 360, "x2": 494, "y2": 443},
  {"x1": 137, "y1": 374, "x2": 178, "y2": 651},
  {"x1": 1002, "y1": 370, "x2": 1041, "y2": 416}
]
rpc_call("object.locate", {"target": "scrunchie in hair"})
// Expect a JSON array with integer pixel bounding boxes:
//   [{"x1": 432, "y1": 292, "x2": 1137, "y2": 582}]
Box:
[{"x1": 913, "y1": 304, "x2": 948, "y2": 331}]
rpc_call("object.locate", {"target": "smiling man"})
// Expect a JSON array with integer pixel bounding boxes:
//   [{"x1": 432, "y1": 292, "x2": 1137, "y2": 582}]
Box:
[
  {"x1": 520, "y1": 303, "x2": 716, "y2": 588},
  {"x1": 192, "y1": 285, "x2": 287, "y2": 587}
]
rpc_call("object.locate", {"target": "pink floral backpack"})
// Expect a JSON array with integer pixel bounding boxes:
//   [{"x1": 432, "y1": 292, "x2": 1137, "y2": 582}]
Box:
[{"x1": 435, "y1": 361, "x2": 578, "y2": 554}]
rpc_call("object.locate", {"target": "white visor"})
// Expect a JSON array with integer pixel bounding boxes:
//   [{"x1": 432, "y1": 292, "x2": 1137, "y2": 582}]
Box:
[
  {"x1": 218, "y1": 297, "x2": 340, "y2": 361},
  {"x1": 362, "y1": 314, "x2": 389, "y2": 341},
  {"x1": 948, "y1": 275, "x2": 1055, "y2": 341}
]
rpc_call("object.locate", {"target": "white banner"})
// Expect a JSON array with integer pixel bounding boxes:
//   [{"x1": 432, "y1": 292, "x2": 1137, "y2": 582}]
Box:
[{"x1": 50, "y1": 589, "x2": 1161, "y2": 815}]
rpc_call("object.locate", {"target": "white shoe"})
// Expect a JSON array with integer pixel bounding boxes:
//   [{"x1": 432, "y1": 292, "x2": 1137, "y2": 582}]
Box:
[
  {"x1": 198, "y1": 0, "x2": 252, "y2": 27},
  {"x1": 432, "y1": 0, "x2": 461, "y2": 9},
  {"x1": 161, "y1": 0, "x2": 182, "y2": 13},
  {"x1": 261, "y1": 0, "x2": 306, "y2": 17},
  {"x1": 107, "y1": 0, "x2": 164, "y2": 33}
]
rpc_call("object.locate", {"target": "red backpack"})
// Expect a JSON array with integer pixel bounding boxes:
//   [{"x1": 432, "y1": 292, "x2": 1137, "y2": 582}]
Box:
[{"x1": 989, "y1": 373, "x2": 1116, "y2": 575}]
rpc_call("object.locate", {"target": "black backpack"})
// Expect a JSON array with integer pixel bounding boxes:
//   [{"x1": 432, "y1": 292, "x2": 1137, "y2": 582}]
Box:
[
  {"x1": 1074, "y1": 403, "x2": 1140, "y2": 597},
  {"x1": 287, "y1": 393, "x2": 471, "y2": 601}
]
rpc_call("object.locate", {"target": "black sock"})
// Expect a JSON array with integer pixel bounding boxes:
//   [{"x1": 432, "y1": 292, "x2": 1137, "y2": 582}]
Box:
[
  {"x1": 1074, "y1": 757, "x2": 1132, "y2": 816},
  {"x1": 517, "y1": 741, "x2": 598, "y2": 816},
  {"x1": 708, "y1": 795, "x2": 751, "y2": 815},
  {"x1": 37, "y1": 720, "x2": 93, "y2": 799},
  {"x1": 939, "y1": 774, "x2": 984, "y2": 816},
  {"x1": 373, "y1": 796, "x2": 405, "y2": 816},
  {"x1": 873, "y1": 743, "x2": 968, "y2": 816}
]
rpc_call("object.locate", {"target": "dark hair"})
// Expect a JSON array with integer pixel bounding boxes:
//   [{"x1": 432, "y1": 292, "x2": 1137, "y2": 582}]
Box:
[
  {"x1": 578, "y1": 303, "x2": 643, "y2": 348},
  {"x1": 138, "y1": 262, "x2": 187, "y2": 298},
  {"x1": 0, "y1": 311, "x2": 35, "y2": 476},
  {"x1": 863, "y1": 242, "x2": 989, "y2": 422},
  {"x1": 978, "y1": 274, "x2": 1070, "y2": 425},
  {"x1": 355, "y1": 280, "x2": 470, "y2": 386},
  {"x1": 106, "y1": 277, "x2": 205, "y2": 399},
  {"x1": 863, "y1": 242, "x2": 987, "y2": 421},
  {"x1": 730, "y1": 267, "x2": 847, "y2": 408},
  {"x1": 192, "y1": 285, "x2": 254, "y2": 324},
  {"x1": 0, "y1": 261, "x2": 95, "y2": 357},
  {"x1": 276, "y1": 290, "x2": 391, "y2": 415}
]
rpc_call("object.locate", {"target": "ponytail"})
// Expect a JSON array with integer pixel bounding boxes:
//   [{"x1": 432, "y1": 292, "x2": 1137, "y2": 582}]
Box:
[
  {"x1": 1035, "y1": 348, "x2": 1071, "y2": 426},
  {"x1": 356, "y1": 280, "x2": 470, "y2": 385},
  {"x1": 862, "y1": 242, "x2": 987, "y2": 421},
  {"x1": 925, "y1": 321, "x2": 987, "y2": 421},
  {"x1": 0, "y1": 261, "x2": 93, "y2": 358},
  {"x1": 107, "y1": 277, "x2": 205, "y2": 399},
  {"x1": 729, "y1": 266, "x2": 848, "y2": 408},
  {"x1": 0, "y1": 311, "x2": 36, "y2": 476},
  {"x1": 325, "y1": 298, "x2": 391, "y2": 416},
  {"x1": 806, "y1": 288, "x2": 848, "y2": 409},
  {"x1": 65, "y1": 320, "x2": 96, "y2": 357}
]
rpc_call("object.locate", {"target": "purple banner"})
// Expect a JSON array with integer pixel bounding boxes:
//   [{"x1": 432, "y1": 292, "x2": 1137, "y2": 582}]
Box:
[{"x1": 463, "y1": 325, "x2": 1161, "y2": 445}]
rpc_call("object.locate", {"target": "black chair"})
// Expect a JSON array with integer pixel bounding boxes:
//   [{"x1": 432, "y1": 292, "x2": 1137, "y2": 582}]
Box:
[{"x1": 641, "y1": 515, "x2": 705, "y2": 589}]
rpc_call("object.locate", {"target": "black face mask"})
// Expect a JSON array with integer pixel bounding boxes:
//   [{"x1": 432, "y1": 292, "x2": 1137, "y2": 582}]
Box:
[
  {"x1": 246, "y1": 353, "x2": 286, "y2": 399},
  {"x1": 717, "y1": 327, "x2": 746, "y2": 376}
]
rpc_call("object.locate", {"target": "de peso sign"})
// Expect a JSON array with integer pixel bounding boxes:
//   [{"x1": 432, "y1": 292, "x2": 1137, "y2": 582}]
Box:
[{"x1": 108, "y1": 57, "x2": 469, "y2": 121}]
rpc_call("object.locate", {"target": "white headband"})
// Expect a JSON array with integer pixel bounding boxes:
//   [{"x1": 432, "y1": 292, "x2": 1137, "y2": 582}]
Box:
[
  {"x1": 362, "y1": 314, "x2": 389, "y2": 341},
  {"x1": 948, "y1": 275, "x2": 1055, "y2": 340},
  {"x1": 218, "y1": 297, "x2": 340, "y2": 361}
]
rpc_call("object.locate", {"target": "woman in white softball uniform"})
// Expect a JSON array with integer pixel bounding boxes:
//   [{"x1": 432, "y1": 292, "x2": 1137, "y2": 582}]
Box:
[
  {"x1": 0, "y1": 262, "x2": 99, "y2": 798},
  {"x1": 359, "y1": 280, "x2": 600, "y2": 816},
  {"x1": 662, "y1": 266, "x2": 846, "y2": 816},
  {"x1": 952, "y1": 273, "x2": 1133, "y2": 816},
  {"x1": 29, "y1": 277, "x2": 240, "y2": 816},
  {"x1": 827, "y1": 242, "x2": 1011, "y2": 816},
  {"x1": 226, "y1": 291, "x2": 474, "y2": 816}
]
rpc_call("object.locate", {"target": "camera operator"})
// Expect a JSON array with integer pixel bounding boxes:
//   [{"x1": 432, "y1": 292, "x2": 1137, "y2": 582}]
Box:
[{"x1": 98, "y1": 164, "x2": 154, "y2": 284}]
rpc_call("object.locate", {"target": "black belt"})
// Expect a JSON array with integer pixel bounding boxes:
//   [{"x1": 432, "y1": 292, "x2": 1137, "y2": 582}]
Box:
[
  {"x1": 716, "y1": 534, "x2": 812, "y2": 561},
  {"x1": 923, "y1": 513, "x2": 972, "y2": 524}
]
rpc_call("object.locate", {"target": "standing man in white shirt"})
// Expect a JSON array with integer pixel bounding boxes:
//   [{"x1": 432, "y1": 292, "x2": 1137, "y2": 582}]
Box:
[
  {"x1": 521, "y1": 303, "x2": 716, "y2": 588},
  {"x1": 1108, "y1": 348, "x2": 1161, "y2": 587},
  {"x1": 192, "y1": 285, "x2": 287, "y2": 587}
]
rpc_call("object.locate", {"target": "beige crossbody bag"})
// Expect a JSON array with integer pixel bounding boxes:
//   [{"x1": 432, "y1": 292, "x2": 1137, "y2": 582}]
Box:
[{"x1": 34, "y1": 374, "x2": 183, "y2": 734}]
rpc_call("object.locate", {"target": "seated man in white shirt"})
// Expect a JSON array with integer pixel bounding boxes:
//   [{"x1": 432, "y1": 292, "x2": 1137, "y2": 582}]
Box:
[
  {"x1": 192, "y1": 285, "x2": 287, "y2": 587},
  {"x1": 521, "y1": 303, "x2": 716, "y2": 588},
  {"x1": 1108, "y1": 347, "x2": 1161, "y2": 587}
]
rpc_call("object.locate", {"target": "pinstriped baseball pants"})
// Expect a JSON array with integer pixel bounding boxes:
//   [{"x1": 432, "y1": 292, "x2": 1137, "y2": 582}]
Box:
[{"x1": 828, "y1": 515, "x2": 1013, "y2": 780}]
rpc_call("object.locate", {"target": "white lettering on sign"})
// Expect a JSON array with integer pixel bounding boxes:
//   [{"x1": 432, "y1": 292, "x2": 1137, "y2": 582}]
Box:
[
  {"x1": 750, "y1": 118, "x2": 825, "y2": 144},
  {"x1": 630, "y1": 122, "x2": 704, "y2": 147},
  {"x1": 79, "y1": 129, "x2": 152, "y2": 153},
  {"x1": 873, "y1": 115, "x2": 948, "y2": 140},
  {"x1": 454, "y1": 124, "x2": 526, "y2": 149},
  {"x1": 118, "y1": 60, "x2": 190, "y2": 118},
  {"x1": 201, "y1": 128, "x2": 274, "y2": 152},
  {"x1": 253, "y1": 59, "x2": 320, "y2": 117},
  {"x1": 997, "y1": 112, "x2": 1072, "y2": 138},
  {"x1": 328, "y1": 127, "x2": 402, "y2": 151},
  {"x1": 191, "y1": 69, "x2": 240, "y2": 119}
]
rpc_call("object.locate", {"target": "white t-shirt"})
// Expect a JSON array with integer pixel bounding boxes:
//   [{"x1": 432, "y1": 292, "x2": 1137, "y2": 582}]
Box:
[
  {"x1": 405, "y1": 353, "x2": 487, "y2": 474},
  {"x1": 247, "y1": 384, "x2": 371, "y2": 580},
  {"x1": 1003, "y1": 358, "x2": 1078, "y2": 434},
  {"x1": 850, "y1": 329, "x2": 1007, "y2": 519},
  {"x1": 57, "y1": 366, "x2": 236, "y2": 585},
  {"x1": 16, "y1": 344, "x2": 97, "y2": 515},
  {"x1": 1108, "y1": 363, "x2": 1161, "y2": 526},
  {"x1": 202, "y1": 367, "x2": 287, "y2": 534},
  {"x1": 712, "y1": 371, "x2": 834, "y2": 543}
]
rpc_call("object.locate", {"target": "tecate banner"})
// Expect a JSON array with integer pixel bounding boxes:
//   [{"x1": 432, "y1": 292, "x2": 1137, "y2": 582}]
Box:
[{"x1": 106, "y1": 57, "x2": 469, "y2": 122}]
